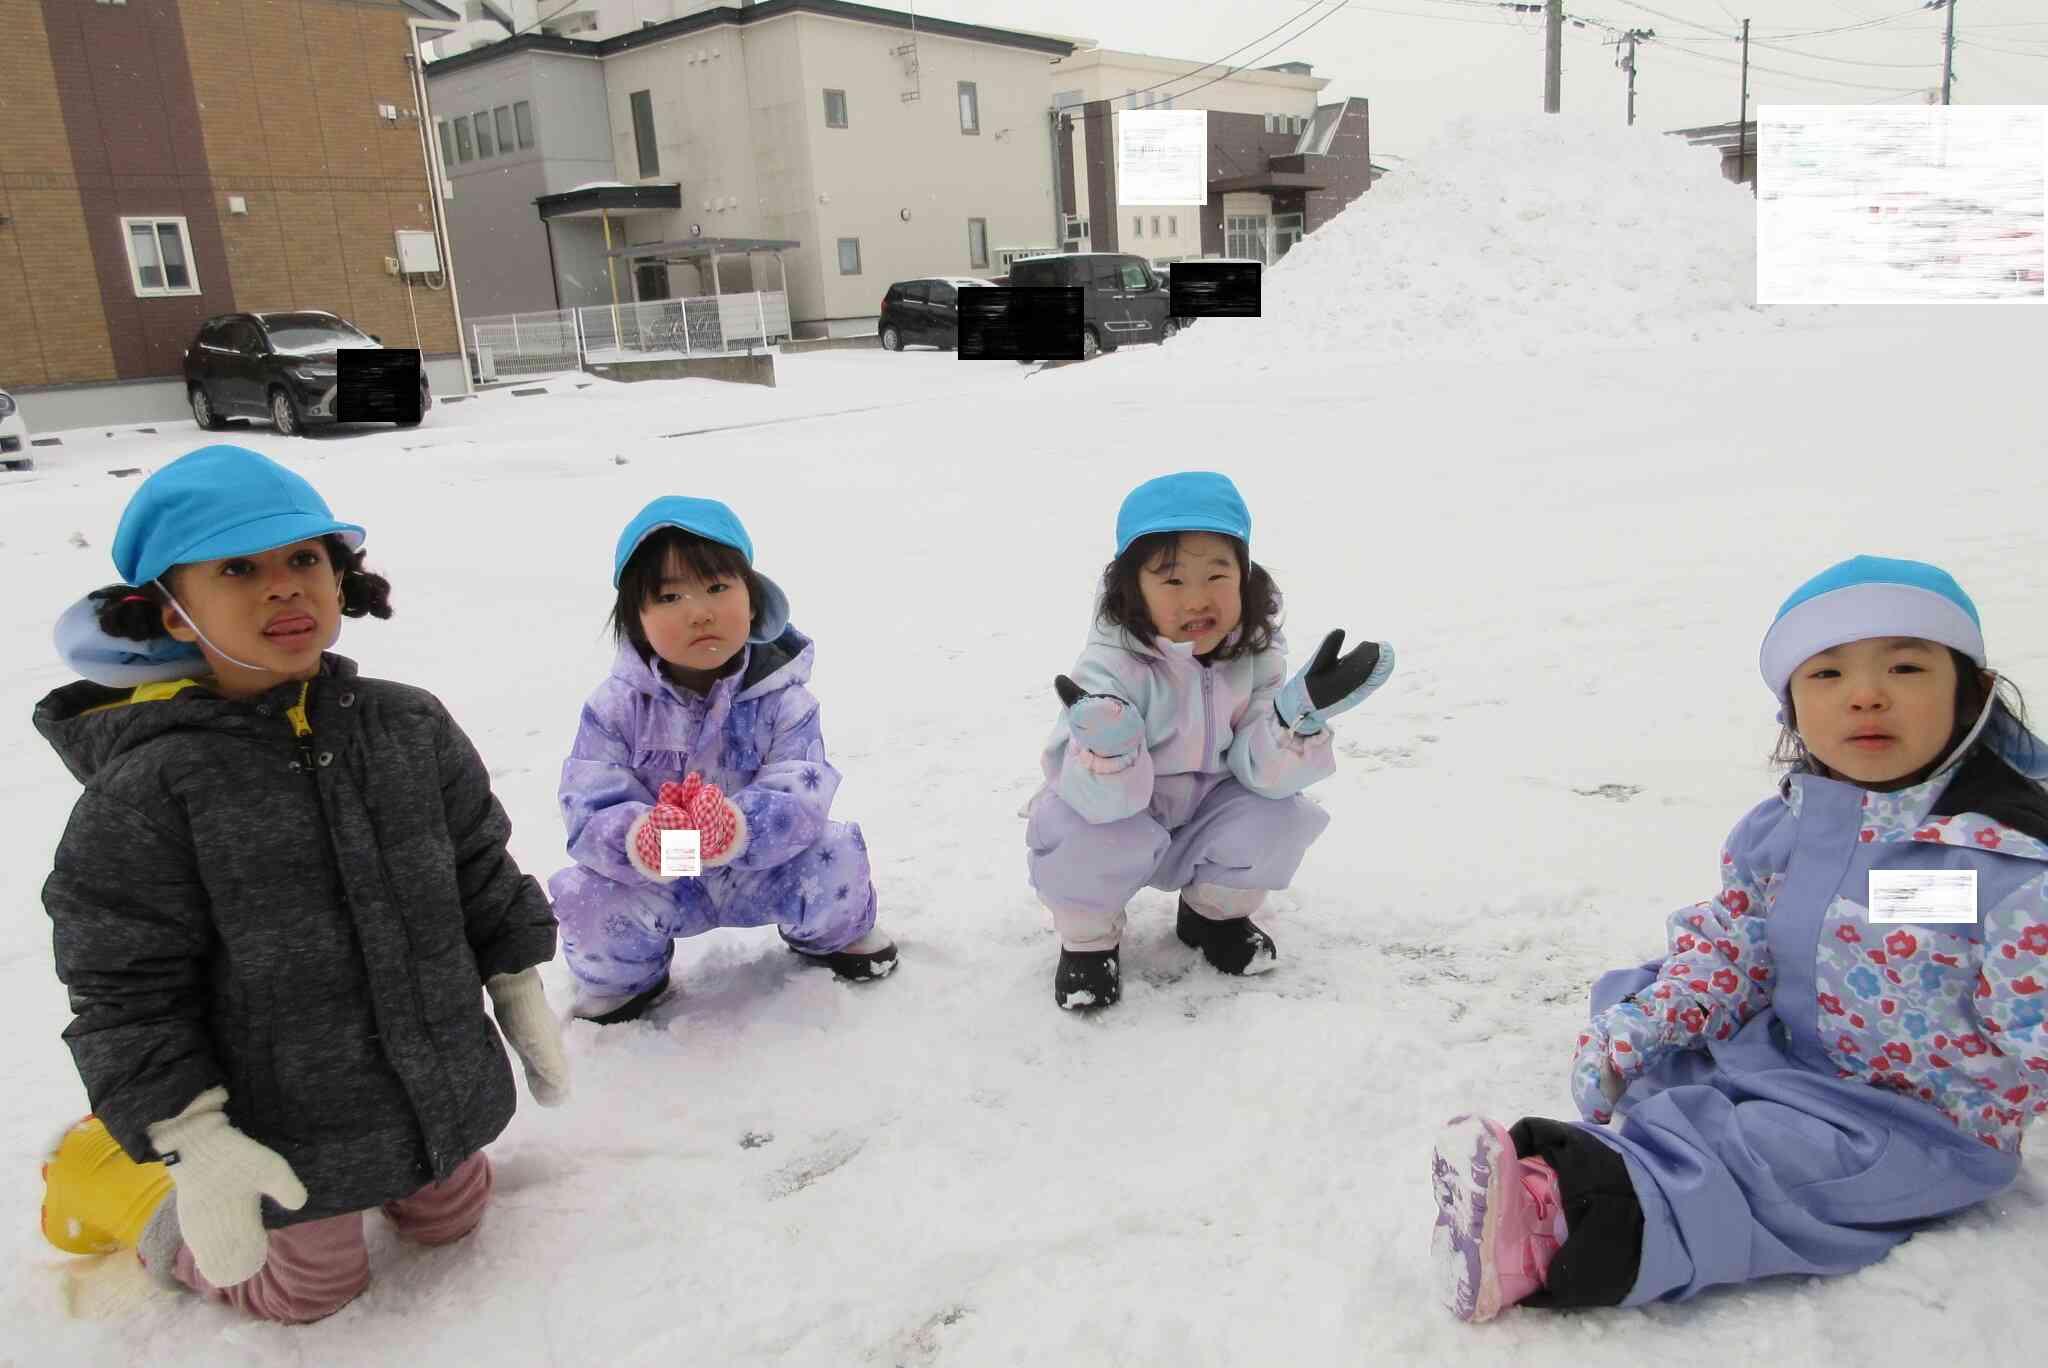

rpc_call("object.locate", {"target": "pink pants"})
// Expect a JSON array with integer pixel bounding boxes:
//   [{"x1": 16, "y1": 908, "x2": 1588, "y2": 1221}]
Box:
[{"x1": 169, "y1": 1152, "x2": 493, "y2": 1324}]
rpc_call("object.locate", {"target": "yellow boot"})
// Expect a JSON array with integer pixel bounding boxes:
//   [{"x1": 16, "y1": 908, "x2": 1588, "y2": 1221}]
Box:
[{"x1": 40, "y1": 1115, "x2": 171, "y2": 1256}]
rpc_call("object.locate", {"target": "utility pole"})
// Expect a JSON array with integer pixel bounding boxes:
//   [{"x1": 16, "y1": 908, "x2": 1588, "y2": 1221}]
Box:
[
  {"x1": 1544, "y1": 0, "x2": 1562, "y2": 113},
  {"x1": 1939, "y1": 0, "x2": 1957, "y2": 105},
  {"x1": 1739, "y1": 18, "x2": 1753, "y2": 196},
  {"x1": 1617, "y1": 29, "x2": 1653, "y2": 126}
]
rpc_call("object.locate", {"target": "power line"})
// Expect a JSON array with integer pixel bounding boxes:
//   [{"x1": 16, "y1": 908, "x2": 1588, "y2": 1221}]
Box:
[
  {"x1": 1961, "y1": 37, "x2": 2048, "y2": 59},
  {"x1": 1105, "y1": 1, "x2": 1341, "y2": 108},
  {"x1": 1164, "y1": 2, "x2": 1359, "y2": 104},
  {"x1": 1656, "y1": 39, "x2": 1930, "y2": 92},
  {"x1": 1753, "y1": 5, "x2": 1935, "y2": 40},
  {"x1": 1747, "y1": 38, "x2": 1941, "y2": 67}
]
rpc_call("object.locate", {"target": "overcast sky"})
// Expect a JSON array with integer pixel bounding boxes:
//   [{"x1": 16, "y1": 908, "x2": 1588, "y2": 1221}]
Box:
[{"x1": 918, "y1": 0, "x2": 2048, "y2": 156}]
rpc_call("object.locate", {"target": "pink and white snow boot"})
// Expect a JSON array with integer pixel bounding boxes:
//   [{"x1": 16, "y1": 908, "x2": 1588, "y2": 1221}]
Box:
[{"x1": 1430, "y1": 1114, "x2": 1566, "y2": 1323}]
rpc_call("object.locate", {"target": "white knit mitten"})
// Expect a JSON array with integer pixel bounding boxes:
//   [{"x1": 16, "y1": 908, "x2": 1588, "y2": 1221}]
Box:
[
  {"x1": 144, "y1": 1087, "x2": 306, "y2": 1288},
  {"x1": 487, "y1": 968, "x2": 572, "y2": 1106}
]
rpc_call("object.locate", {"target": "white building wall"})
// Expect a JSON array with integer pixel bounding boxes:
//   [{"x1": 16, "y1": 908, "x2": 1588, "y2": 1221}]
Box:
[{"x1": 792, "y1": 14, "x2": 1060, "y2": 329}]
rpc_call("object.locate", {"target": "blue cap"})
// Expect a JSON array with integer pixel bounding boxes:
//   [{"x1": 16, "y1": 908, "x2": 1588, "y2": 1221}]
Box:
[
  {"x1": 1114, "y1": 471, "x2": 1252, "y2": 558},
  {"x1": 612, "y1": 496, "x2": 790, "y2": 644},
  {"x1": 112, "y1": 445, "x2": 365, "y2": 587},
  {"x1": 1760, "y1": 555, "x2": 1985, "y2": 702}
]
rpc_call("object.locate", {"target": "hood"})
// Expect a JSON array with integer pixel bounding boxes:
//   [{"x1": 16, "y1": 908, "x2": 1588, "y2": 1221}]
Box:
[
  {"x1": 34, "y1": 654, "x2": 360, "y2": 786},
  {"x1": 53, "y1": 592, "x2": 206, "y2": 688},
  {"x1": 608, "y1": 624, "x2": 815, "y2": 706}
]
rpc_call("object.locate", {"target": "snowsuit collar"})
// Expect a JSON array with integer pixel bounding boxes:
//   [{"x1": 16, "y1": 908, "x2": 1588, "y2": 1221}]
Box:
[
  {"x1": 607, "y1": 624, "x2": 814, "y2": 710},
  {"x1": 1088, "y1": 616, "x2": 1241, "y2": 668},
  {"x1": 35, "y1": 655, "x2": 359, "y2": 786}
]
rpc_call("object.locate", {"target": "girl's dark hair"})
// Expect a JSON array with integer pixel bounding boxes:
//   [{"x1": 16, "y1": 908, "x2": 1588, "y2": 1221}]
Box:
[
  {"x1": 1096, "y1": 531, "x2": 1280, "y2": 662},
  {"x1": 609, "y1": 526, "x2": 764, "y2": 659},
  {"x1": 90, "y1": 533, "x2": 393, "y2": 642},
  {"x1": 1771, "y1": 645, "x2": 2033, "y2": 788}
]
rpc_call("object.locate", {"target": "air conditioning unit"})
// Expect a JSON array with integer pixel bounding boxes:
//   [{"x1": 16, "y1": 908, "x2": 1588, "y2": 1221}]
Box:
[{"x1": 1063, "y1": 217, "x2": 1089, "y2": 243}]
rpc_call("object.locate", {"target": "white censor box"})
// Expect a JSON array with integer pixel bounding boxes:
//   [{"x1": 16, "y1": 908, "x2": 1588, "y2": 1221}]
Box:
[
  {"x1": 1867, "y1": 869, "x2": 1977, "y2": 925},
  {"x1": 1117, "y1": 110, "x2": 1209, "y2": 208},
  {"x1": 660, "y1": 828, "x2": 702, "y2": 879}
]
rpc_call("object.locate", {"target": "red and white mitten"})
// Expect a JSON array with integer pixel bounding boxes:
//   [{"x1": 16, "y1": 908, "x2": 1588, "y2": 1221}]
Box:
[
  {"x1": 682, "y1": 781, "x2": 748, "y2": 868},
  {"x1": 657, "y1": 775, "x2": 705, "y2": 811},
  {"x1": 627, "y1": 799, "x2": 694, "y2": 881}
]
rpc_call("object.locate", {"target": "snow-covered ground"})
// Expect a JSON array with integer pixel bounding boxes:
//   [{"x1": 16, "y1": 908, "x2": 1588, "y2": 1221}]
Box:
[{"x1": 4, "y1": 117, "x2": 2045, "y2": 1365}]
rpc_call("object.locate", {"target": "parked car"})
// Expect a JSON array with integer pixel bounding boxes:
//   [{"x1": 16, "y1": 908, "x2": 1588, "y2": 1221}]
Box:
[
  {"x1": 1004, "y1": 252, "x2": 1177, "y2": 360},
  {"x1": 1152, "y1": 257, "x2": 1265, "y2": 331},
  {"x1": 184, "y1": 311, "x2": 431, "y2": 437},
  {"x1": 877, "y1": 278, "x2": 995, "y2": 351},
  {"x1": 0, "y1": 387, "x2": 32, "y2": 471}
]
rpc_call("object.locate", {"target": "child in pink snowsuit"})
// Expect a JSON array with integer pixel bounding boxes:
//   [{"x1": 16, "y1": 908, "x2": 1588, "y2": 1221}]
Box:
[{"x1": 1025, "y1": 471, "x2": 1397, "y2": 1010}]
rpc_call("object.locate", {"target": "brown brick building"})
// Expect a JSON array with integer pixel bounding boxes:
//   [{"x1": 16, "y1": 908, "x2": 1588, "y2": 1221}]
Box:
[{"x1": 0, "y1": 0, "x2": 466, "y2": 426}]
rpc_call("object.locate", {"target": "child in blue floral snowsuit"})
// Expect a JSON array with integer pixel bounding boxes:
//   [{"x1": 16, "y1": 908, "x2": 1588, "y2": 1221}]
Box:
[{"x1": 1430, "y1": 556, "x2": 2048, "y2": 1322}]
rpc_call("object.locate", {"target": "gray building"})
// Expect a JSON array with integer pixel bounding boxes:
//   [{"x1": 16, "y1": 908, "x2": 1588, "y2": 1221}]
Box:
[{"x1": 425, "y1": 46, "x2": 629, "y2": 320}]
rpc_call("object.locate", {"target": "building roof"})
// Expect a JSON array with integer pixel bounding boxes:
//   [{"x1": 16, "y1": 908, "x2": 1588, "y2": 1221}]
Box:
[
  {"x1": 536, "y1": 183, "x2": 682, "y2": 220},
  {"x1": 1667, "y1": 119, "x2": 1757, "y2": 151},
  {"x1": 426, "y1": 0, "x2": 1075, "y2": 76},
  {"x1": 400, "y1": 0, "x2": 462, "y2": 21},
  {"x1": 604, "y1": 237, "x2": 804, "y2": 261}
]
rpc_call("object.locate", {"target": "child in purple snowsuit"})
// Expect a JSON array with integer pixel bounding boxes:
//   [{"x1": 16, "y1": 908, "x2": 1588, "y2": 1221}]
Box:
[
  {"x1": 549, "y1": 497, "x2": 894, "y2": 1023},
  {"x1": 1430, "y1": 556, "x2": 2048, "y2": 1323},
  {"x1": 1025, "y1": 471, "x2": 1396, "y2": 1011}
]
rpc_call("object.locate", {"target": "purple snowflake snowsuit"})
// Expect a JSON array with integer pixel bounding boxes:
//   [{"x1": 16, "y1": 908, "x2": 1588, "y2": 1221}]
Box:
[{"x1": 548, "y1": 626, "x2": 875, "y2": 996}]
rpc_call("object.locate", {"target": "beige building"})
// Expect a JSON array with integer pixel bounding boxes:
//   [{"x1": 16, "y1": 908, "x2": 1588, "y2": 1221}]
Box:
[
  {"x1": 426, "y1": 1, "x2": 1076, "y2": 337},
  {"x1": 1047, "y1": 50, "x2": 1341, "y2": 266}
]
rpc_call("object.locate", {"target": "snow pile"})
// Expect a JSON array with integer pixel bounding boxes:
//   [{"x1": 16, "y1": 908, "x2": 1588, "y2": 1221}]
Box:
[{"x1": 1178, "y1": 113, "x2": 1783, "y2": 367}]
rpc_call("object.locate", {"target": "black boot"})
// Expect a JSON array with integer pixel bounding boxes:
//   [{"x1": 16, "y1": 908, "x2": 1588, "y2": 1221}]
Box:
[
  {"x1": 1508, "y1": 1118, "x2": 1644, "y2": 1311},
  {"x1": 577, "y1": 971, "x2": 672, "y2": 1025},
  {"x1": 786, "y1": 929, "x2": 899, "y2": 982},
  {"x1": 1054, "y1": 946, "x2": 1120, "y2": 1010},
  {"x1": 1176, "y1": 898, "x2": 1277, "y2": 975}
]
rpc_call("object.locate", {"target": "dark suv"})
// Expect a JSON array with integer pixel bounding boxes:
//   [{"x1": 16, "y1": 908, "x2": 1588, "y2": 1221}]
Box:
[
  {"x1": 184, "y1": 311, "x2": 431, "y2": 437},
  {"x1": 877, "y1": 278, "x2": 993, "y2": 351},
  {"x1": 1004, "y1": 253, "x2": 1177, "y2": 359}
]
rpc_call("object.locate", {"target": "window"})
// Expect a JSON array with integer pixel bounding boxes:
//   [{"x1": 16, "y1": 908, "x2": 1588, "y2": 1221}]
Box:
[
  {"x1": 630, "y1": 89, "x2": 658, "y2": 176},
  {"x1": 1150, "y1": 215, "x2": 1160, "y2": 237},
  {"x1": 824, "y1": 89, "x2": 847, "y2": 128},
  {"x1": 958, "y1": 81, "x2": 978, "y2": 134},
  {"x1": 473, "y1": 109, "x2": 495, "y2": 157},
  {"x1": 437, "y1": 119, "x2": 455, "y2": 168},
  {"x1": 1119, "y1": 262, "x2": 1150, "y2": 290},
  {"x1": 494, "y1": 106, "x2": 515, "y2": 153},
  {"x1": 514, "y1": 100, "x2": 534, "y2": 148},
  {"x1": 1226, "y1": 213, "x2": 1269, "y2": 264},
  {"x1": 837, "y1": 237, "x2": 861, "y2": 275},
  {"x1": 121, "y1": 217, "x2": 198, "y2": 296},
  {"x1": 967, "y1": 217, "x2": 988, "y2": 268},
  {"x1": 1130, "y1": 216, "x2": 1142, "y2": 239},
  {"x1": 223, "y1": 320, "x2": 262, "y2": 353},
  {"x1": 930, "y1": 282, "x2": 957, "y2": 306},
  {"x1": 454, "y1": 115, "x2": 474, "y2": 162},
  {"x1": 1168, "y1": 215, "x2": 1178, "y2": 236}
]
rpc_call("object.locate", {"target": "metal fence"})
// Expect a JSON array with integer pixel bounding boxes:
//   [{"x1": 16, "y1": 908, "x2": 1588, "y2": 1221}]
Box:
[{"x1": 467, "y1": 291, "x2": 793, "y2": 381}]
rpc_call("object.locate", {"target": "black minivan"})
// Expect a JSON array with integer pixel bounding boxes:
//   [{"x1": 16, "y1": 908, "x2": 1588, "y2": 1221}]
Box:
[
  {"x1": 877, "y1": 278, "x2": 993, "y2": 351},
  {"x1": 1004, "y1": 253, "x2": 1177, "y2": 360}
]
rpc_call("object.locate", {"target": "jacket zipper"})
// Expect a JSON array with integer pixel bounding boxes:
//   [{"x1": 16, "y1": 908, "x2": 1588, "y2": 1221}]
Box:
[{"x1": 1201, "y1": 663, "x2": 1216, "y2": 768}]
